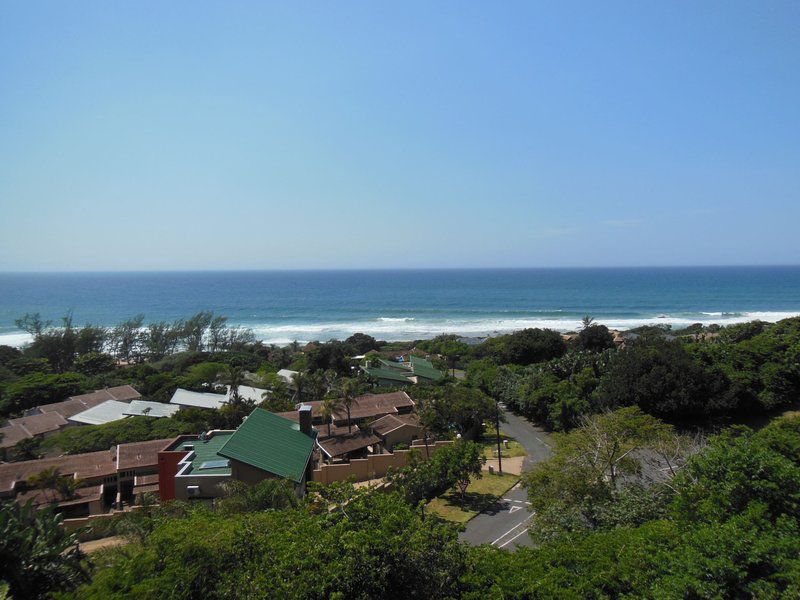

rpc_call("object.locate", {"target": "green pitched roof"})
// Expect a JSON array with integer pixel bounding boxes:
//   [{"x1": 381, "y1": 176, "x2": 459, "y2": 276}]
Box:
[
  {"x1": 218, "y1": 408, "x2": 314, "y2": 483},
  {"x1": 378, "y1": 358, "x2": 411, "y2": 372},
  {"x1": 409, "y1": 356, "x2": 445, "y2": 381},
  {"x1": 361, "y1": 366, "x2": 414, "y2": 384}
]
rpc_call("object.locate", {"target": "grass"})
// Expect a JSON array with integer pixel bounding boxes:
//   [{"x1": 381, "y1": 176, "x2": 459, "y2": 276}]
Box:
[
  {"x1": 479, "y1": 426, "x2": 527, "y2": 460},
  {"x1": 426, "y1": 472, "x2": 520, "y2": 523}
]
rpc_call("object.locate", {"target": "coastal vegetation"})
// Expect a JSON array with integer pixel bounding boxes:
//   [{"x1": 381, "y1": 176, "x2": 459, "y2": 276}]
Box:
[
  {"x1": 3, "y1": 311, "x2": 800, "y2": 597},
  {"x1": 18, "y1": 412, "x2": 796, "y2": 598}
]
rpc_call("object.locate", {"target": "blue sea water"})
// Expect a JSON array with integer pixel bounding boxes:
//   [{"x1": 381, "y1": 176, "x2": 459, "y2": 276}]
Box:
[{"x1": 0, "y1": 267, "x2": 799, "y2": 346}]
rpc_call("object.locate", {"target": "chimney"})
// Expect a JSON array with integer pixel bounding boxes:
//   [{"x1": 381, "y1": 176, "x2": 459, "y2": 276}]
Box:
[{"x1": 298, "y1": 404, "x2": 313, "y2": 437}]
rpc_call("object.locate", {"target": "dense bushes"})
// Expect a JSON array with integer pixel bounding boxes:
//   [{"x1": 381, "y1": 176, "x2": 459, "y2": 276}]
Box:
[
  {"x1": 57, "y1": 415, "x2": 800, "y2": 599},
  {"x1": 1, "y1": 372, "x2": 89, "y2": 416},
  {"x1": 594, "y1": 337, "x2": 731, "y2": 419},
  {"x1": 481, "y1": 318, "x2": 800, "y2": 430},
  {"x1": 475, "y1": 328, "x2": 567, "y2": 366},
  {"x1": 43, "y1": 416, "x2": 197, "y2": 454},
  {"x1": 387, "y1": 441, "x2": 484, "y2": 505},
  {"x1": 69, "y1": 490, "x2": 468, "y2": 600}
]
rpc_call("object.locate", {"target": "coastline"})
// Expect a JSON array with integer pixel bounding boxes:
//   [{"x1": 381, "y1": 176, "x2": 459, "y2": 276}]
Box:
[{"x1": 2, "y1": 309, "x2": 799, "y2": 348}]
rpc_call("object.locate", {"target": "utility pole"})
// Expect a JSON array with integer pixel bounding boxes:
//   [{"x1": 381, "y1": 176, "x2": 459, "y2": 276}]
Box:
[{"x1": 495, "y1": 399, "x2": 503, "y2": 474}]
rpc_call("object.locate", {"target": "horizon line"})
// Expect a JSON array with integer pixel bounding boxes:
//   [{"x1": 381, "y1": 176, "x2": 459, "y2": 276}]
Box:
[{"x1": 1, "y1": 263, "x2": 800, "y2": 275}]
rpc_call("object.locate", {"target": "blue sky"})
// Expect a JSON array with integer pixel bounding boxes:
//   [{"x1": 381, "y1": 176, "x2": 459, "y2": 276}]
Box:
[{"x1": 1, "y1": 1, "x2": 798, "y2": 270}]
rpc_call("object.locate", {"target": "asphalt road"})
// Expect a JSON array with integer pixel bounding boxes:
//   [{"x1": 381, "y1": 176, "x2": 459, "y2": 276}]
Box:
[{"x1": 459, "y1": 409, "x2": 553, "y2": 549}]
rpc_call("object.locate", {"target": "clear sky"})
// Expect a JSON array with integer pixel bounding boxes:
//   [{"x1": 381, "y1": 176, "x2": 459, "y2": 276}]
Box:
[{"x1": 1, "y1": 1, "x2": 798, "y2": 271}]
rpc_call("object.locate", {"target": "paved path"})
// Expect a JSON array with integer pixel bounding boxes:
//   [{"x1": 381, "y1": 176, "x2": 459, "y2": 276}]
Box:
[
  {"x1": 459, "y1": 483, "x2": 533, "y2": 548},
  {"x1": 460, "y1": 410, "x2": 553, "y2": 549}
]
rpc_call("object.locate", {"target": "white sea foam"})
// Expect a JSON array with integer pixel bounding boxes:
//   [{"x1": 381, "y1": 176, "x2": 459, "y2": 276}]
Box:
[
  {"x1": 247, "y1": 311, "x2": 800, "y2": 344},
  {"x1": 0, "y1": 332, "x2": 33, "y2": 348},
  {"x1": 2, "y1": 311, "x2": 799, "y2": 347}
]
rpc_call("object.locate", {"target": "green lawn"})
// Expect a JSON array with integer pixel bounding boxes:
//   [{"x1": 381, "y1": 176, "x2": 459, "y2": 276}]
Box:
[
  {"x1": 479, "y1": 426, "x2": 527, "y2": 460},
  {"x1": 426, "y1": 472, "x2": 520, "y2": 523}
]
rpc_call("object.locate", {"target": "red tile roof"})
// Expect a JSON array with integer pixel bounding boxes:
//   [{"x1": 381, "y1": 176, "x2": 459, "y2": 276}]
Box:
[
  {"x1": 370, "y1": 413, "x2": 422, "y2": 436},
  {"x1": 37, "y1": 396, "x2": 108, "y2": 419},
  {"x1": 8, "y1": 412, "x2": 69, "y2": 436},
  {"x1": 317, "y1": 431, "x2": 381, "y2": 458},
  {"x1": 117, "y1": 438, "x2": 174, "y2": 471},
  {"x1": 0, "y1": 424, "x2": 32, "y2": 449},
  {"x1": 0, "y1": 450, "x2": 118, "y2": 495}
]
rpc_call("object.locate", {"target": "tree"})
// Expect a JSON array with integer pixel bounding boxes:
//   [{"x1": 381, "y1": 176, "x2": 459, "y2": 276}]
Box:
[
  {"x1": 522, "y1": 407, "x2": 682, "y2": 541},
  {"x1": 594, "y1": 338, "x2": 730, "y2": 419},
  {"x1": 27, "y1": 467, "x2": 79, "y2": 503},
  {"x1": 221, "y1": 365, "x2": 245, "y2": 403},
  {"x1": 345, "y1": 333, "x2": 380, "y2": 354},
  {"x1": 73, "y1": 351, "x2": 116, "y2": 376},
  {"x1": 340, "y1": 377, "x2": 357, "y2": 433},
  {"x1": 320, "y1": 396, "x2": 342, "y2": 437},
  {"x1": 143, "y1": 320, "x2": 183, "y2": 360},
  {"x1": 259, "y1": 374, "x2": 294, "y2": 412},
  {"x1": 109, "y1": 314, "x2": 145, "y2": 363},
  {"x1": 216, "y1": 479, "x2": 299, "y2": 515},
  {"x1": 290, "y1": 371, "x2": 306, "y2": 404},
  {"x1": 12, "y1": 436, "x2": 42, "y2": 461},
  {"x1": 439, "y1": 340, "x2": 470, "y2": 376},
  {"x1": 387, "y1": 441, "x2": 485, "y2": 505},
  {"x1": 72, "y1": 490, "x2": 467, "y2": 599},
  {"x1": 575, "y1": 323, "x2": 616, "y2": 352},
  {"x1": 478, "y1": 328, "x2": 567, "y2": 366},
  {"x1": 0, "y1": 500, "x2": 89, "y2": 599},
  {"x1": 305, "y1": 341, "x2": 350, "y2": 375},
  {"x1": 417, "y1": 385, "x2": 496, "y2": 440},
  {"x1": 1, "y1": 372, "x2": 88, "y2": 416},
  {"x1": 14, "y1": 313, "x2": 51, "y2": 338}
]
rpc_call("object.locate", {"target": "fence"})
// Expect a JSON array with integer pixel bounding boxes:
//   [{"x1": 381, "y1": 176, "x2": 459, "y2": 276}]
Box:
[{"x1": 311, "y1": 440, "x2": 452, "y2": 485}]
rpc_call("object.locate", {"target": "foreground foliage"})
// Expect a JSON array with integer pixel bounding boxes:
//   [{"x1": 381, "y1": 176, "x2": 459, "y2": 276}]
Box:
[
  {"x1": 71, "y1": 491, "x2": 467, "y2": 600},
  {"x1": 0, "y1": 500, "x2": 89, "y2": 599}
]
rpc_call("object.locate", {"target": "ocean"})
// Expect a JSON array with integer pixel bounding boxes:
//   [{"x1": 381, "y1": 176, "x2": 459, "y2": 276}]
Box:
[{"x1": 1, "y1": 267, "x2": 799, "y2": 347}]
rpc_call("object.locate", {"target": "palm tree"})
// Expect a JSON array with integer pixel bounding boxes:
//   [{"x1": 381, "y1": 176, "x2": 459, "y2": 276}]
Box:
[
  {"x1": 307, "y1": 372, "x2": 327, "y2": 404},
  {"x1": 291, "y1": 371, "x2": 306, "y2": 404},
  {"x1": 320, "y1": 396, "x2": 343, "y2": 437},
  {"x1": 222, "y1": 365, "x2": 245, "y2": 403},
  {"x1": 581, "y1": 315, "x2": 595, "y2": 330},
  {"x1": 340, "y1": 378, "x2": 357, "y2": 433},
  {"x1": 27, "y1": 467, "x2": 62, "y2": 504}
]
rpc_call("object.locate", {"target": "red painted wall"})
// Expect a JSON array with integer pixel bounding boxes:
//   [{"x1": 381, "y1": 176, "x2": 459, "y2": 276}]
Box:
[{"x1": 158, "y1": 451, "x2": 188, "y2": 501}]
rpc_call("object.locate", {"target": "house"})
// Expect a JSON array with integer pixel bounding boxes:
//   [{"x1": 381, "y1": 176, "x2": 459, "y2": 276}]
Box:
[
  {"x1": 361, "y1": 356, "x2": 445, "y2": 386},
  {"x1": 159, "y1": 407, "x2": 316, "y2": 501},
  {"x1": 124, "y1": 400, "x2": 180, "y2": 418},
  {"x1": 317, "y1": 430, "x2": 381, "y2": 462},
  {"x1": 169, "y1": 388, "x2": 228, "y2": 410},
  {"x1": 369, "y1": 413, "x2": 424, "y2": 451},
  {"x1": 0, "y1": 437, "x2": 172, "y2": 517},
  {"x1": 219, "y1": 407, "x2": 315, "y2": 492},
  {"x1": 53, "y1": 385, "x2": 141, "y2": 412},
  {"x1": 227, "y1": 385, "x2": 267, "y2": 403},
  {"x1": 276, "y1": 391, "x2": 415, "y2": 428},
  {"x1": 158, "y1": 431, "x2": 236, "y2": 501},
  {"x1": 23, "y1": 385, "x2": 142, "y2": 419},
  {"x1": 277, "y1": 369, "x2": 299, "y2": 385},
  {"x1": 0, "y1": 412, "x2": 69, "y2": 458},
  {"x1": 69, "y1": 400, "x2": 132, "y2": 426}
]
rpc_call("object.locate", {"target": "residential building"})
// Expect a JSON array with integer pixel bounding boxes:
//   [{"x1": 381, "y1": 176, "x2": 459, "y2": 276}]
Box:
[
  {"x1": 159, "y1": 407, "x2": 316, "y2": 501},
  {"x1": 361, "y1": 356, "x2": 445, "y2": 385},
  {"x1": 0, "y1": 437, "x2": 172, "y2": 517},
  {"x1": 369, "y1": 413, "x2": 424, "y2": 451},
  {"x1": 69, "y1": 400, "x2": 132, "y2": 426},
  {"x1": 169, "y1": 388, "x2": 228, "y2": 410},
  {"x1": 124, "y1": 400, "x2": 180, "y2": 418}
]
